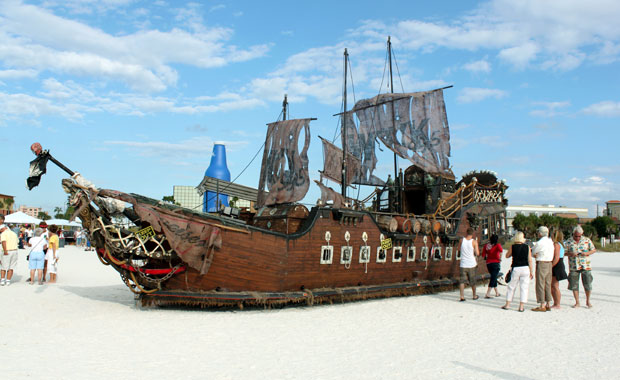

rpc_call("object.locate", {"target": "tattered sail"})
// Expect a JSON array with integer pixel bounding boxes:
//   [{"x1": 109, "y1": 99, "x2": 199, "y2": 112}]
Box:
[
  {"x1": 257, "y1": 118, "x2": 311, "y2": 207},
  {"x1": 314, "y1": 180, "x2": 347, "y2": 208},
  {"x1": 340, "y1": 112, "x2": 385, "y2": 186},
  {"x1": 319, "y1": 136, "x2": 361, "y2": 185},
  {"x1": 348, "y1": 89, "x2": 453, "y2": 180}
]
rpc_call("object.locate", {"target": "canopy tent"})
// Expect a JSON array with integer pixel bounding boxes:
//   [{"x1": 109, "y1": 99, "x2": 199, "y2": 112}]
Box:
[
  {"x1": 46, "y1": 218, "x2": 82, "y2": 227},
  {"x1": 4, "y1": 211, "x2": 41, "y2": 225}
]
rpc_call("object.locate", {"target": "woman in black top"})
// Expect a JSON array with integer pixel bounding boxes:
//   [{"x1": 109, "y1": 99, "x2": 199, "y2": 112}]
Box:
[{"x1": 501, "y1": 232, "x2": 534, "y2": 312}]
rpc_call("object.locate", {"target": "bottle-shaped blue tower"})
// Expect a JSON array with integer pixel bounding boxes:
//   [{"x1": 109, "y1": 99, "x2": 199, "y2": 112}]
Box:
[{"x1": 204, "y1": 143, "x2": 231, "y2": 212}]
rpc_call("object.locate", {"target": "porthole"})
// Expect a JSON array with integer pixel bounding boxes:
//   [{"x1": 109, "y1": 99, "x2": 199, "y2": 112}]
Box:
[
  {"x1": 376, "y1": 247, "x2": 387, "y2": 263},
  {"x1": 340, "y1": 246, "x2": 353, "y2": 265},
  {"x1": 359, "y1": 246, "x2": 371, "y2": 263},
  {"x1": 432, "y1": 247, "x2": 442, "y2": 261},
  {"x1": 406, "y1": 246, "x2": 416, "y2": 262},
  {"x1": 320, "y1": 245, "x2": 333, "y2": 264},
  {"x1": 392, "y1": 246, "x2": 402, "y2": 262},
  {"x1": 420, "y1": 247, "x2": 429, "y2": 261},
  {"x1": 445, "y1": 247, "x2": 453, "y2": 261}
]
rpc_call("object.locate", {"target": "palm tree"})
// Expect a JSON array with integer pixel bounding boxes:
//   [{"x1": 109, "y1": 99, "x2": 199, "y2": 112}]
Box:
[{"x1": 3, "y1": 198, "x2": 14, "y2": 213}]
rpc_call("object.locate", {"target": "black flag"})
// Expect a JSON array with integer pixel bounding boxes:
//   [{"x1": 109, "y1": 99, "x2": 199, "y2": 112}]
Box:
[{"x1": 27, "y1": 152, "x2": 50, "y2": 190}]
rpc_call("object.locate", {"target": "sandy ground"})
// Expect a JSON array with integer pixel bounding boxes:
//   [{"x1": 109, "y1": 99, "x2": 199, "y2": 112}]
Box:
[{"x1": 1, "y1": 246, "x2": 619, "y2": 380}]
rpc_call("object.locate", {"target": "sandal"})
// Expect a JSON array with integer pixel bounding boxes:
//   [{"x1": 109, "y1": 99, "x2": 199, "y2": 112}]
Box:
[
  {"x1": 531, "y1": 306, "x2": 547, "y2": 312},
  {"x1": 501, "y1": 305, "x2": 509, "y2": 310},
  {"x1": 485, "y1": 296, "x2": 492, "y2": 299},
  {"x1": 473, "y1": 295, "x2": 479, "y2": 300},
  {"x1": 459, "y1": 298, "x2": 466, "y2": 302},
  {"x1": 518, "y1": 308, "x2": 524, "y2": 312}
]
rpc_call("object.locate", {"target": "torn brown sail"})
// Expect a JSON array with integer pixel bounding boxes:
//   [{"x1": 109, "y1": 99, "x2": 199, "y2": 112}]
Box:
[
  {"x1": 340, "y1": 111, "x2": 385, "y2": 186},
  {"x1": 349, "y1": 89, "x2": 453, "y2": 179},
  {"x1": 257, "y1": 118, "x2": 311, "y2": 207},
  {"x1": 319, "y1": 136, "x2": 361, "y2": 185},
  {"x1": 315, "y1": 180, "x2": 347, "y2": 208}
]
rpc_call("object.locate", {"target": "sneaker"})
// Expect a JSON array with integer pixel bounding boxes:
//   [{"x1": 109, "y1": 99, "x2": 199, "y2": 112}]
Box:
[
  {"x1": 0, "y1": 279, "x2": 5, "y2": 286},
  {"x1": 5, "y1": 280, "x2": 10, "y2": 286}
]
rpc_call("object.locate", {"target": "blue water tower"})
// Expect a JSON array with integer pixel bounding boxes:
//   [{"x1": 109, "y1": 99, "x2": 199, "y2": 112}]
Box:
[{"x1": 204, "y1": 143, "x2": 231, "y2": 212}]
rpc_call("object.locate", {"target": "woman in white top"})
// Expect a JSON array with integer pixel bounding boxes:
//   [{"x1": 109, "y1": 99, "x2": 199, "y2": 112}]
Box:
[{"x1": 28, "y1": 228, "x2": 47, "y2": 285}]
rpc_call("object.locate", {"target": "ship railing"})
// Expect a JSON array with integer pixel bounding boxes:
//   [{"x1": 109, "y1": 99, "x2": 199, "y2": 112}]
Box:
[
  {"x1": 434, "y1": 182, "x2": 476, "y2": 218},
  {"x1": 434, "y1": 180, "x2": 505, "y2": 219}
]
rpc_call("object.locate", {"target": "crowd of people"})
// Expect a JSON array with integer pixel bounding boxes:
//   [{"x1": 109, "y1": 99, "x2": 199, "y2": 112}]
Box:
[
  {"x1": 0, "y1": 214, "x2": 90, "y2": 286},
  {"x1": 459, "y1": 225, "x2": 596, "y2": 311}
]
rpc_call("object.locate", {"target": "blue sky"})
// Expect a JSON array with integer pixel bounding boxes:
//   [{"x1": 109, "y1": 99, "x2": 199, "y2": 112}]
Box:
[{"x1": 1, "y1": 0, "x2": 619, "y2": 216}]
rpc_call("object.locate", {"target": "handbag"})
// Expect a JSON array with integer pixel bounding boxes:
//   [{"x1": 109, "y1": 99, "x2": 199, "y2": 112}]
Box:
[
  {"x1": 27, "y1": 238, "x2": 46, "y2": 261},
  {"x1": 505, "y1": 268, "x2": 512, "y2": 283}
]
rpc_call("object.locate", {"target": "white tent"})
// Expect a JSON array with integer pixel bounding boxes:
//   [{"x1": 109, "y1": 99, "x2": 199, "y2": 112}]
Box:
[
  {"x1": 46, "y1": 218, "x2": 82, "y2": 227},
  {"x1": 4, "y1": 211, "x2": 41, "y2": 225}
]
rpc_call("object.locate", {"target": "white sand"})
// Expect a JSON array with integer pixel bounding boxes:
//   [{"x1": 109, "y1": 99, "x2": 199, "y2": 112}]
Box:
[{"x1": 1, "y1": 246, "x2": 619, "y2": 379}]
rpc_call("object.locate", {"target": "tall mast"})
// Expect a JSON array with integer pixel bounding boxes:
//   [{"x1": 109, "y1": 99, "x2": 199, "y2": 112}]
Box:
[
  {"x1": 341, "y1": 49, "x2": 349, "y2": 199},
  {"x1": 387, "y1": 36, "x2": 399, "y2": 212},
  {"x1": 282, "y1": 94, "x2": 288, "y2": 120}
]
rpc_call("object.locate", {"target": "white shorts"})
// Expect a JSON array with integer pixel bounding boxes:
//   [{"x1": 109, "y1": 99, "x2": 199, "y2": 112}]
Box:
[
  {"x1": 47, "y1": 259, "x2": 58, "y2": 274},
  {"x1": 1, "y1": 251, "x2": 18, "y2": 271}
]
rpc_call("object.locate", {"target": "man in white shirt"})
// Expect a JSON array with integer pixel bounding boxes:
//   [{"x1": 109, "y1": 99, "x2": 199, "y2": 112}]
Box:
[
  {"x1": 459, "y1": 227, "x2": 480, "y2": 301},
  {"x1": 532, "y1": 226, "x2": 554, "y2": 311}
]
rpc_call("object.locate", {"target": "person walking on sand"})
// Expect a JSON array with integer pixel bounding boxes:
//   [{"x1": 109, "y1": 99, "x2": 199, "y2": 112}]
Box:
[
  {"x1": 482, "y1": 234, "x2": 502, "y2": 298},
  {"x1": 459, "y1": 227, "x2": 480, "y2": 301},
  {"x1": 1, "y1": 223, "x2": 19, "y2": 286},
  {"x1": 39, "y1": 221, "x2": 50, "y2": 282},
  {"x1": 28, "y1": 228, "x2": 47, "y2": 285},
  {"x1": 550, "y1": 229, "x2": 568, "y2": 309},
  {"x1": 46, "y1": 225, "x2": 60, "y2": 283},
  {"x1": 501, "y1": 231, "x2": 534, "y2": 312},
  {"x1": 532, "y1": 226, "x2": 554, "y2": 312},
  {"x1": 565, "y1": 225, "x2": 596, "y2": 308}
]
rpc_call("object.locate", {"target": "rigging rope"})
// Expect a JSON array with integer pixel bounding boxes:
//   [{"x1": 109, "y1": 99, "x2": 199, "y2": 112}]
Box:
[{"x1": 391, "y1": 48, "x2": 406, "y2": 93}]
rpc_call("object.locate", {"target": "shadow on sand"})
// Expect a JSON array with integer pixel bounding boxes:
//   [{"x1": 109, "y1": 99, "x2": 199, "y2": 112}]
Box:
[
  {"x1": 452, "y1": 361, "x2": 536, "y2": 380},
  {"x1": 60, "y1": 285, "x2": 135, "y2": 307}
]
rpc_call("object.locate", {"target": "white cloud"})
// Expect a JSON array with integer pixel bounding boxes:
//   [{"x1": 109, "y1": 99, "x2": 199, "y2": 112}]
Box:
[
  {"x1": 582, "y1": 101, "x2": 620, "y2": 117},
  {"x1": 0, "y1": 91, "x2": 90, "y2": 120},
  {"x1": 105, "y1": 136, "x2": 248, "y2": 158},
  {"x1": 0, "y1": 1, "x2": 269, "y2": 93},
  {"x1": 463, "y1": 59, "x2": 491, "y2": 73},
  {"x1": 457, "y1": 87, "x2": 507, "y2": 103},
  {"x1": 510, "y1": 176, "x2": 614, "y2": 204},
  {"x1": 354, "y1": 0, "x2": 620, "y2": 71},
  {"x1": 0, "y1": 68, "x2": 37, "y2": 79},
  {"x1": 451, "y1": 135, "x2": 507, "y2": 149},
  {"x1": 529, "y1": 101, "x2": 570, "y2": 118},
  {"x1": 209, "y1": 4, "x2": 225, "y2": 12},
  {"x1": 497, "y1": 42, "x2": 539, "y2": 68},
  {"x1": 41, "y1": 0, "x2": 135, "y2": 15}
]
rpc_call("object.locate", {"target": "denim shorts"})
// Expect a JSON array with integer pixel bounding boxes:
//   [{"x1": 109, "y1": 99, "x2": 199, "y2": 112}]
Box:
[{"x1": 28, "y1": 251, "x2": 45, "y2": 270}]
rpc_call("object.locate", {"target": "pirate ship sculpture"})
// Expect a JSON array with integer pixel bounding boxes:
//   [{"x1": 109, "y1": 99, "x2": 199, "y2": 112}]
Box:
[{"x1": 28, "y1": 38, "x2": 508, "y2": 308}]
